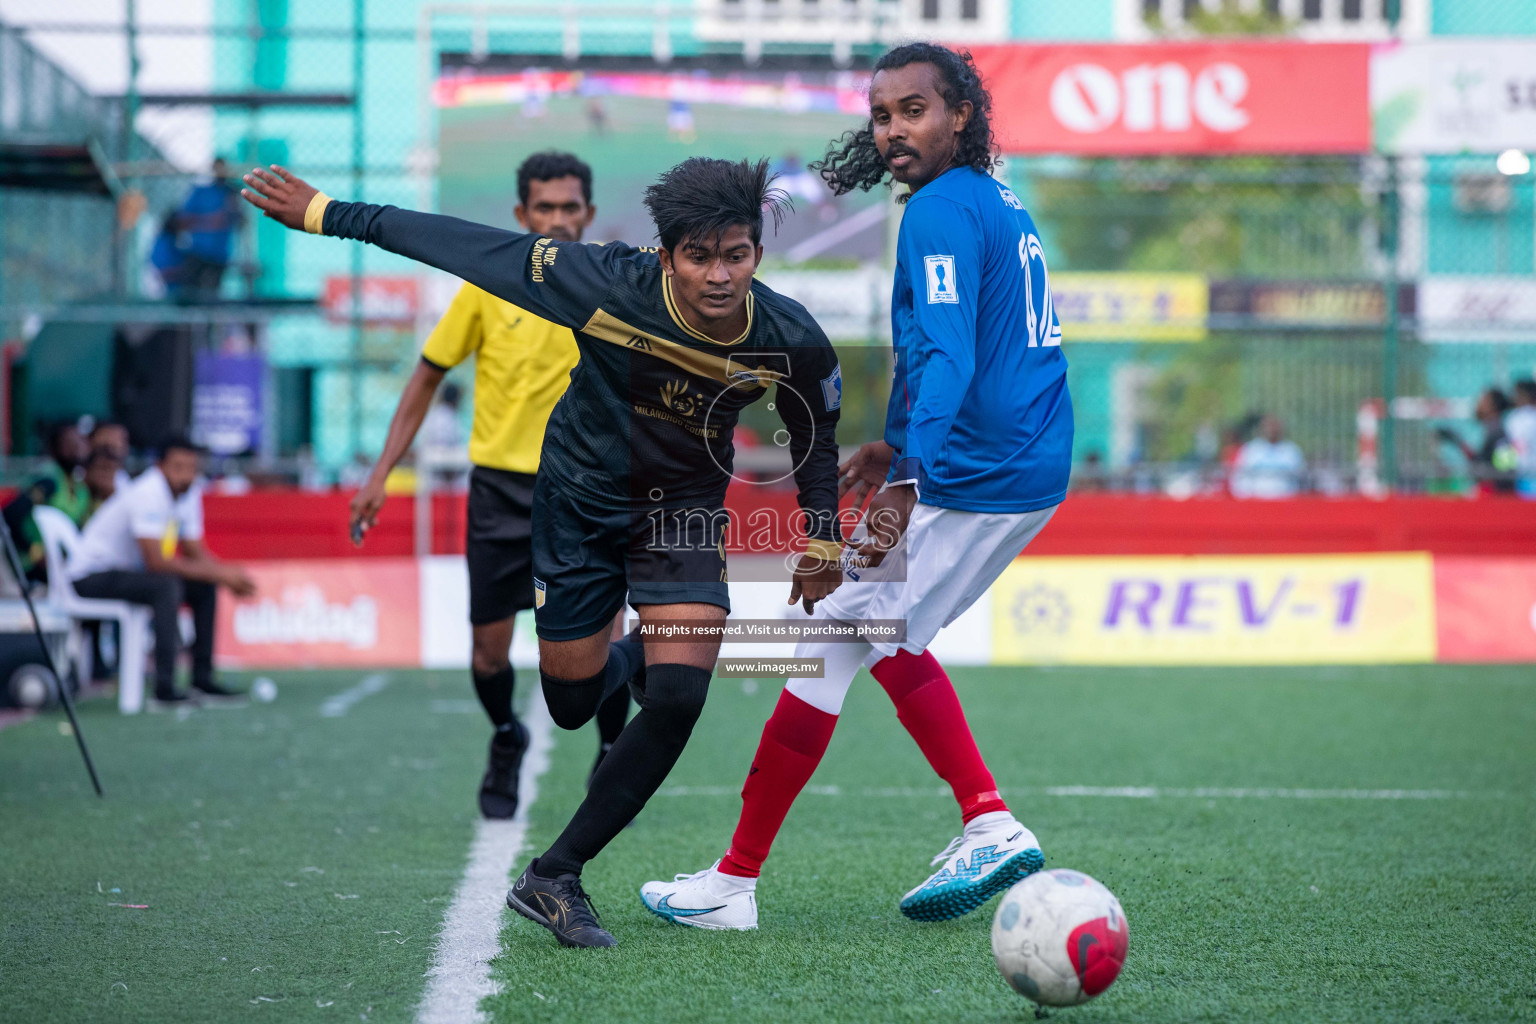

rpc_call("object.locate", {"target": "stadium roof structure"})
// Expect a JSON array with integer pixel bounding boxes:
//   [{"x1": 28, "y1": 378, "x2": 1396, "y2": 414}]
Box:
[{"x1": 0, "y1": 142, "x2": 115, "y2": 196}]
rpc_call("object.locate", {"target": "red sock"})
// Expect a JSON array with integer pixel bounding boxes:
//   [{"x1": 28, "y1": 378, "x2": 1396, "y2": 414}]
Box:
[
  {"x1": 872, "y1": 650, "x2": 1008, "y2": 823},
  {"x1": 718, "y1": 690, "x2": 838, "y2": 878}
]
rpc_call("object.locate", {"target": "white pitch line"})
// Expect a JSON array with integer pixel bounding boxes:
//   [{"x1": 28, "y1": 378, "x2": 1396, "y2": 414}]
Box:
[
  {"x1": 1041, "y1": 786, "x2": 1476, "y2": 800},
  {"x1": 318, "y1": 673, "x2": 391, "y2": 718},
  {"x1": 656, "y1": 784, "x2": 1483, "y2": 801},
  {"x1": 417, "y1": 693, "x2": 555, "y2": 1024}
]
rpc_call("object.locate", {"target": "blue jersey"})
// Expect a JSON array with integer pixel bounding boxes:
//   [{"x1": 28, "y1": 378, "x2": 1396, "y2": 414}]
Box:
[{"x1": 885, "y1": 166, "x2": 1073, "y2": 513}]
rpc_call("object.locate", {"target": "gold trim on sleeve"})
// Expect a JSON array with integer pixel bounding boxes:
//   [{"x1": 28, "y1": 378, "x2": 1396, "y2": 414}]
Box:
[
  {"x1": 804, "y1": 539, "x2": 843, "y2": 562},
  {"x1": 304, "y1": 192, "x2": 334, "y2": 234}
]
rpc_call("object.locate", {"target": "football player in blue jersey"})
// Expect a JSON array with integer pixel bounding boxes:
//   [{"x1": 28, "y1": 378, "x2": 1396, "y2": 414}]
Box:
[{"x1": 643, "y1": 43, "x2": 1075, "y2": 931}]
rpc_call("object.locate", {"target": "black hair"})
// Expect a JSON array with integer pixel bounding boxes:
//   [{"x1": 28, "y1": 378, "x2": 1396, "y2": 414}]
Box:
[
  {"x1": 643, "y1": 157, "x2": 790, "y2": 251},
  {"x1": 813, "y1": 42, "x2": 998, "y2": 201},
  {"x1": 1483, "y1": 388, "x2": 1513, "y2": 415},
  {"x1": 158, "y1": 434, "x2": 201, "y2": 459},
  {"x1": 517, "y1": 151, "x2": 593, "y2": 206},
  {"x1": 440, "y1": 382, "x2": 462, "y2": 407},
  {"x1": 45, "y1": 420, "x2": 80, "y2": 453},
  {"x1": 89, "y1": 419, "x2": 126, "y2": 438},
  {"x1": 1514, "y1": 378, "x2": 1536, "y2": 404}
]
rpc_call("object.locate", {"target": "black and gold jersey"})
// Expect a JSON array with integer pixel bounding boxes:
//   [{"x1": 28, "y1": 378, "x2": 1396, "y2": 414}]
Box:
[{"x1": 320, "y1": 201, "x2": 842, "y2": 544}]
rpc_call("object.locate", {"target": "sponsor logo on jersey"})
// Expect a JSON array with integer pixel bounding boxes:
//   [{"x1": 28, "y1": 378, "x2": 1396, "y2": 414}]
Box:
[
  {"x1": 530, "y1": 237, "x2": 558, "y2": 282},
  {"x1": 658, "y1": 379, "x2": 701, "y2": 417},
  {"x1": 727, "y1": 368, "x2": 771, "y2": 387},
  {"x1": 533, "y1": 577, "x2": 546, "y2": 609},
  {"x1": 820, "y1": 365, "x2": 842, "y2": 412},
  {"x1": 998, "y1": 185, "x2": 1024, "y2": 210},
  {"x1": 924, "y1": 255, "x2": 958, "y2": 304}
]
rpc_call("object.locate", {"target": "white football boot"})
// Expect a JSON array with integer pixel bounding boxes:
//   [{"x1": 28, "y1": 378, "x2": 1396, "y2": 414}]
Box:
[
  {"x1": 900, "y1": 811, "x2": 1045, "y2": 922},
  {"x1": 639, "y1": 861, "x2": 759, "y2": 931}
]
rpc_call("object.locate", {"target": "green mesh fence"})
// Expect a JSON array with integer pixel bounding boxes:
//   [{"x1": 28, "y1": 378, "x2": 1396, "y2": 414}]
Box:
[{"x1": 2, "y1": 2, "x2": 1533, "y2": 493}]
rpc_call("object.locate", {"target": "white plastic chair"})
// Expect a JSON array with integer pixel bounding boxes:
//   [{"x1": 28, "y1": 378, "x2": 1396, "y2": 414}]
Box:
[{"x1": 32, "y1": 506, "x2": 153, "y2": 715}]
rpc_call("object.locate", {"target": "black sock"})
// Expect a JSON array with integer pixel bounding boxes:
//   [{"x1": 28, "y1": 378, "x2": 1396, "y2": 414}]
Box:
[
  {"x1": 541, "y1": 664, "x2": 607, "y2": 731},
  {"x1": 541, "y1": 639, "x2": 645, "y2": 732},
  {"x1": 594, "y1": 636, "x2": 641, "y2": 746},
  {"x1": 538, "y1": 663, "x2": 711, "y2": 877},
  {"x1": 605, "y1": 636, "x2": 644, "y2": 699},
  {"x1": 472, "y1": 666, "x2": 516, "y2": 729},
  {"x1": 595, "y1": 684, "x2": 631, "y2": 748}
]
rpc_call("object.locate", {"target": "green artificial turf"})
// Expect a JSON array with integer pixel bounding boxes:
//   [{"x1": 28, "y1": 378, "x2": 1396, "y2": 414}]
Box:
[
  {"x1": 3, "y1": 666, "x2": 1534, "y2": 1023},
  {"x1": 488, "y1": 665, "x2": 1536, "y2": 1024},
  {"x1": 0, "y1": 670, "x2": 491, "y2": 1023}
]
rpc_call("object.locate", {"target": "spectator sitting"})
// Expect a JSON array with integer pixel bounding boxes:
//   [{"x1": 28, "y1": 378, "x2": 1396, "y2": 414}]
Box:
[
  {"x1": 1230, "y1": 415, "x2": 1306, "y2": 499},
  {"x1": 89, "y1": 419, "x2": 134, "y2": 491},
  {"x1": 1505, "y1": 379, "x2": 1536, "y2": 497},
  {"x1": 79, "y1": 447, "x2": 125, "y2": 680},
  {"x1": 2, "y1": 421, "x2": 92, "y2": 582},
  {"x1": 1436, "y1": 388, "x2": 1517, "y2": 494},
  {"x1": 82, "y1": 449, "x2": 123, "y2": 510},
  {"x1": 66, "y1": 436, "x2": 256, "y2": 706}
]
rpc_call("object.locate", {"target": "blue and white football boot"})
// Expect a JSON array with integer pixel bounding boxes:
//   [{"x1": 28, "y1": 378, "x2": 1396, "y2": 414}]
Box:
[
  {"x1": 639, "y1": 861, "x2": 758, "y2": 931},
  {"x1": 900, "y1": 812, "x2": 1044, "y2": 922}
]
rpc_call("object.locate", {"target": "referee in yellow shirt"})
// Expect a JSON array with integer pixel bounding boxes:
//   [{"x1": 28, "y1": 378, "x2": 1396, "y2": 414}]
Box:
[{"x1": 349, "y1": 152, "x2": 629, "y2": 818}]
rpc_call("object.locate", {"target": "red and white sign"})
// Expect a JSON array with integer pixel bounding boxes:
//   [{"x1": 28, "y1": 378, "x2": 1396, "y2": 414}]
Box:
[
  {"x1": 321, "y1": 275, "x2": 420, "y2": 325},
  {"x1": 1434, "y1": 557, "x2": 1536, "y2": 664},
  {"x1": 215, "y1": 559, "x2": 422, "y2": 668},
  {"x1": 969, "y1": 43, "x2": 1370, "y2": 156}
]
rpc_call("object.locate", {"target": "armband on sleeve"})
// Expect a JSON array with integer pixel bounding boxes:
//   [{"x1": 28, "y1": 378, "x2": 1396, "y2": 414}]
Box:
[
  {"x1": 304, "y1": 192, "x2": 333, "y2": 234},
  {"x1": 804, "y1": 538, "x2": 843, "y2": 562}
]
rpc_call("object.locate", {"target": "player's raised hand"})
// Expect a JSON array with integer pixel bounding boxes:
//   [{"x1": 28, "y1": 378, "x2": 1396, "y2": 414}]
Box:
[
  {"x1": 838, "y1": 439, "x2": 895, "y2": 513},
  {"x1": 240, "y1": 165, "x2": 319, "y2": 231}
]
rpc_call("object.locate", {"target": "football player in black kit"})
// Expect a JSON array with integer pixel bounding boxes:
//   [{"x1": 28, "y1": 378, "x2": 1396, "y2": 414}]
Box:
[{"x1": 242, "y1": 157, "x2": 845, "y2": 948}]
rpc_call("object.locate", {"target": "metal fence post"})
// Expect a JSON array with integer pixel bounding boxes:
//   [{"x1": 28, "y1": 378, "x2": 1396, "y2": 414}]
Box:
[
  {"x1": 1380, "y1": 155, "x2": 1400, "y2": 491},
  {"x1": 350, "y1": 0, "x2": 366, "y2": 464},
  {"x1": 122, "y1": 0, "x2": 141, "y2": 298}
]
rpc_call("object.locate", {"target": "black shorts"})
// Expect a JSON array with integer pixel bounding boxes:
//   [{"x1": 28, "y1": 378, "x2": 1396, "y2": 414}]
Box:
[
  {"x1": 531, "y1": 474, "x2": 731, "y2": 642},
  {"x1": 466, "y1": 466, "x2": 536, "y2": 626}
]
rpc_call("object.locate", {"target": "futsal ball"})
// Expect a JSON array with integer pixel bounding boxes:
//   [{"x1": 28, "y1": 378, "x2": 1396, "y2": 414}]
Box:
[
  {"x1": 251, "y1": 677, "x2": 278, "y2": 703},
  {"x1": 991, "y1": 869, "x2": 1128, "y2": 1007}
]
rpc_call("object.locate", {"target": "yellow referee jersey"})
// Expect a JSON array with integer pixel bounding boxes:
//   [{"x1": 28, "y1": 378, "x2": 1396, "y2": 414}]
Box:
[{"x1": 420, "y1": 282, "x2": 580, "y2": 474}]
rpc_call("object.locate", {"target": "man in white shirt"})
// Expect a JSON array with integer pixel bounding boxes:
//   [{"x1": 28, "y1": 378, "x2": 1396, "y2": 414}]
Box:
[
  {"x1": 1230, "y1": 416, "x2": 1307, "y2": 499},
  {"x1": 69, "y1": 436, "x2": 256, "y2": 705},
  {"x1": 1505, "y1": 379, "x2": 1536, "y2": 497}
]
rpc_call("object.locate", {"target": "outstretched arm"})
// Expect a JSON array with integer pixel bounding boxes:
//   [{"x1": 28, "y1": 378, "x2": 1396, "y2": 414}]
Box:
[{"x1": 240, "y1": 165, "x2": 613, "y2": 330}]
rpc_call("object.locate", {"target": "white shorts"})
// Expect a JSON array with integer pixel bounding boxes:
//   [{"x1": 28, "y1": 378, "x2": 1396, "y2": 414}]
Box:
[{"x1": 818, "y1": 501, "x2": 1058, "y2": 658}]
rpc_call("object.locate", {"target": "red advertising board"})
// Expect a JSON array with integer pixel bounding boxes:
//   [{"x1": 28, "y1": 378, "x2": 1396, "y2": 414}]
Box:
[
  {"x1": 1434, "y1": 557, "x2": 1536, "y2": 664},
  {"x1": 214, "y1": 559, "x2": 421, "y2": 668},
  {"x1": 968, "y1": 42, "x2": 1370, "y2": 156},
  {"x1": 320, "y1": 275, "x2": 420, "y2": 325}
]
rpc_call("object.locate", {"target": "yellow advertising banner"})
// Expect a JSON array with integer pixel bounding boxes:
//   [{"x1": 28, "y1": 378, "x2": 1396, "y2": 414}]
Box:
[
  {"x1": 1051, "y1": 272, "x2": 1208, "y2": 343},
  {"x1": 991, "y1": 553, "x2": 1435, "y2": 665}
]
